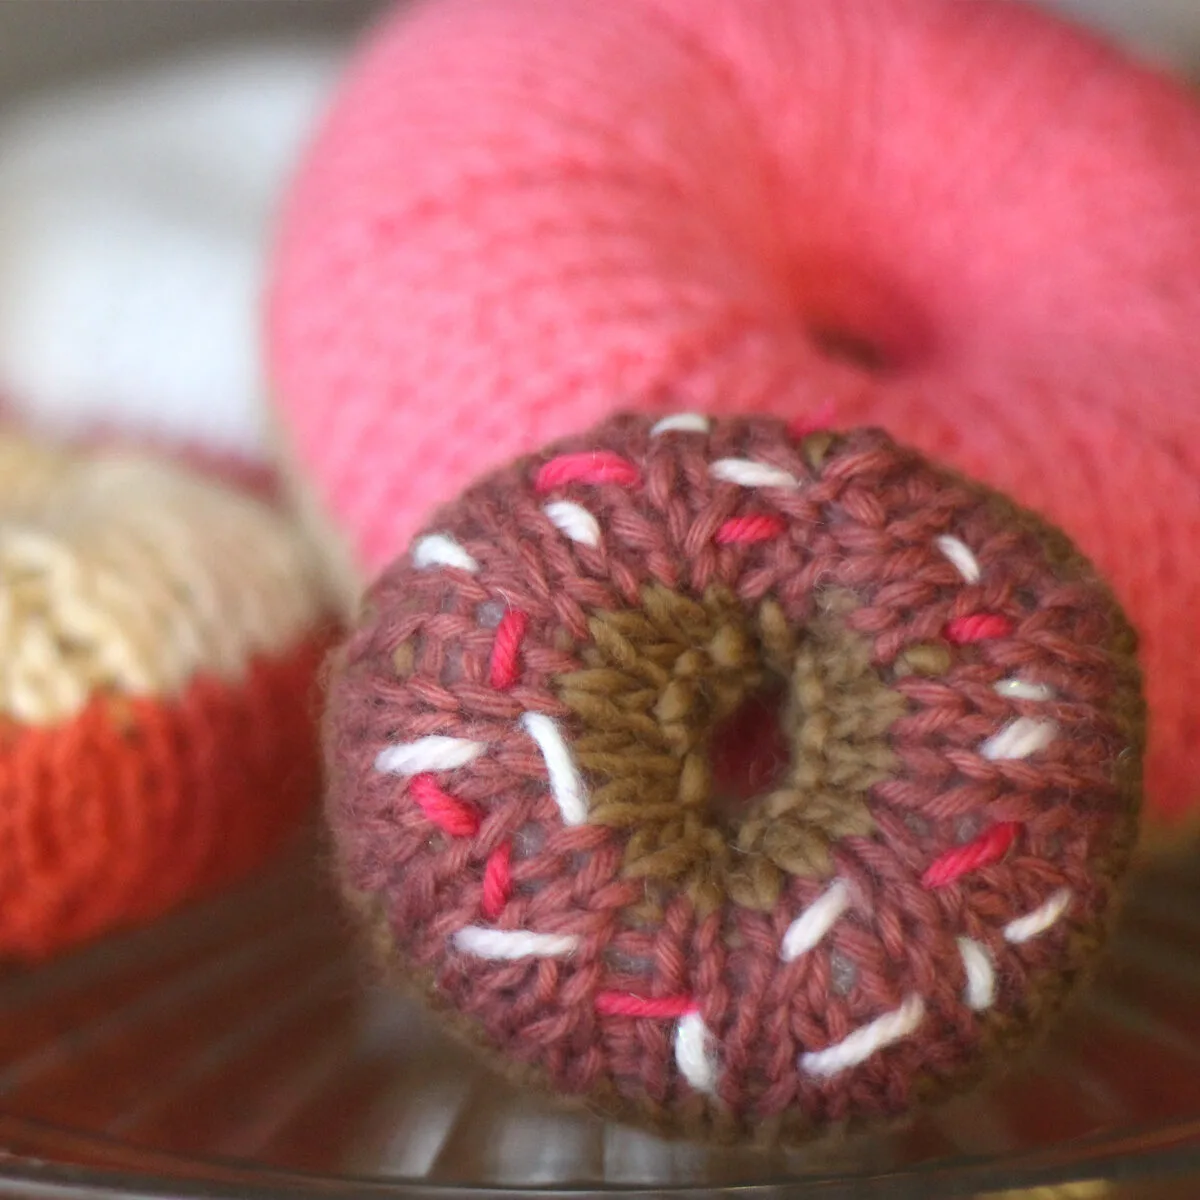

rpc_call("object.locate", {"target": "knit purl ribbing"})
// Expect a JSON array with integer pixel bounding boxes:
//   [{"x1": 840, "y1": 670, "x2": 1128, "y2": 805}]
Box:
[{"x1": 325, "y1": 413, "x2": 1143, "y2": 1143}]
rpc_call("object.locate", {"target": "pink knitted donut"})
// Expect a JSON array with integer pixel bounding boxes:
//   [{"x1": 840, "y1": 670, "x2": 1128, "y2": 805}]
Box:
[{"x1": 268, "y1": 0, "x2": 1200, "y2": 822}]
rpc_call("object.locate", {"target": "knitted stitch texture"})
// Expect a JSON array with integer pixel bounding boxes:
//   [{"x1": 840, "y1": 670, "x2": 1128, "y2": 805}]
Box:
[
  {"x1": 268, "y1": 0, "x2": 1200, "y2": 822},
  {"x1": 325, "y1": 413, "x2": 1143, "y2": 1144},
  {"x1": 0, "y1": 432, "x2": 334, "y2": 959}
]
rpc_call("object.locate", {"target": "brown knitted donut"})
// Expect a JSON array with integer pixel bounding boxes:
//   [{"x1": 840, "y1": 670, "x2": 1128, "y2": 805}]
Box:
[{"x1": 324, "y1": 412, "x2": 1142, "y2": 1144}]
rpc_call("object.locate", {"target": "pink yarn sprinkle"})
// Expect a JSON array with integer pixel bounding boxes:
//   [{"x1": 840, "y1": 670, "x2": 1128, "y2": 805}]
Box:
[
  {"x1": 409, "y1": 774, "x2": 482, "y2": 837},
  {"x1": 921, "y1": 821, "x2": 1020, "y2": 888},
  {"x1": 945, "y1": 613, "x2": 1015, "y2": 645},
  {"x1": 481, "y1": 841, "x2": 513, "y2": 918},
  {"x1": 716, "y1": 515, "x2": 787, "y2": 545},
  {"x1": 489, "y1": 610, "x2": 529, "y2": 690},
  {"x1": 595, "y1": 992, "x2": 698, "y2": 1019},
  {"x1": 534, "y1": 452, "x2": 640, "y2": 493}
]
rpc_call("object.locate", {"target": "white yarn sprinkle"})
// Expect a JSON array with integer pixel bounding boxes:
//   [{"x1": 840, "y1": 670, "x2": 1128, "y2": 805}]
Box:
[
  {"x1": 980, "y1": 717, "x2": 1058, "y2": 761},
  {"x1": 520, "y1": 711, "x2": 588, "y2": 825},
  {"x1": 780, "y1": 880, "x2": 851, "y2": 962},
  {"x1": 1004, "y1": 888, "x2": 1072, "y2": 945},
  {"x1": 412, "y1": 533, "x2": 479, "y2": 573},
  {"x1": 375, "y1": 735, "x2": 488, "y2": 776},
  {"x1": 800, "y1": 995, "x2": 925, "y2": 1078},
  {"x1": 543, "y1": 500, "x2": 600, "y2": 548},
  {"x1": 453, "y1": 926, "x2": 579, "y2": 960},
  {"x1": 674, "y1": 1011, "x2": 718, "y2": 1095},
  {"x1": 994, "y1": 678, "x2": 1056, "y2": 702},
  {"x1": 650, "y1": 413, "x2": 710, "y2": 436},
  {"x1": 935, "y1": 534, "x2": 981, "y2": 584},
  {"x1": 957, "y1": 937, "x2": 996, "y2": 1011},
  {"x1": 709, "y1": 459, "x2": 800, "y2": 490}
]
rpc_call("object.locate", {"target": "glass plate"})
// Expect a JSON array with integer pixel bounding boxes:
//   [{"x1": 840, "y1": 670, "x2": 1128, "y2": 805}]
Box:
[{"x1": 2, "y1": 833, "x2": 1200, "y2": 1199}]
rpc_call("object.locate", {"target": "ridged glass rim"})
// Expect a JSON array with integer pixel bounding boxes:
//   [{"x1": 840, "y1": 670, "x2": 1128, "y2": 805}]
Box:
[
  {"x1": 3, "y1": 1110, "x2": 1200, "y2": 1199},
  {"x1": 1, "y1": 837, "x2": 1197, "y2": 1199}
]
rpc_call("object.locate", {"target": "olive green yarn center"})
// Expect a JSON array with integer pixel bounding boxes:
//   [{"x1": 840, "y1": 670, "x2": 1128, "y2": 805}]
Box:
[{"x1": 554, "y1": 585, "x2": 905, "y2": 913}]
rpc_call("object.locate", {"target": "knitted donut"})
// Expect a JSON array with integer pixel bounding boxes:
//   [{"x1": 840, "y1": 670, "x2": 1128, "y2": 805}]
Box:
[
  {"x1": 325, "y1": 412, "x2": 1141, "y2": 1142},
  {"x1": 269, "y1": 0, "x2": 1200, "y2": 823},
  {"x1": 0, "y1": 432, "x2": 333, "y2": 960}
]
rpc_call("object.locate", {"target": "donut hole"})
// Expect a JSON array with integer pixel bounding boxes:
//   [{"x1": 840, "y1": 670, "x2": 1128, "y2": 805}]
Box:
[
  {"x1": 794, "y1": 258, "x2": 931, "y2": 374},
  {"x1": 807, "y1": 324, "x2": 891, "y2": 373},
  {"x1": 558, "y1": 585, "x2": 907, "y2": 912},
  {"x1": 708, "y1": 680, "x2": 792, "y2": 822}
]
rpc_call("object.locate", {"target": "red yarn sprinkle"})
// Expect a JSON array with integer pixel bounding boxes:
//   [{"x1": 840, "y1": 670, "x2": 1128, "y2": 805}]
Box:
[
  {"x1": 715, "y1": 514, "x2": 788, "y2": 545},
  {"x1": 921, "y1": 821, "x2": 1020, "y2": 888},
  {"x1": 944, "y1": 613, "x2": 1015, "y2": 644},
  {"x1": 534, "y1": 452, "x2": 640, "y2": 493},
  {"x1": 481, "y1": 841, "x2": 513, "y2": 918},
  {"x1": 488, "y1": 610, "x2": 529, "y2": 690},
  {"x1": 408, "y1": 774, "x2": 482, "y2": 837},
  {"x1": 595, "y1": 992, "x2": 698, "y2": 1019}
]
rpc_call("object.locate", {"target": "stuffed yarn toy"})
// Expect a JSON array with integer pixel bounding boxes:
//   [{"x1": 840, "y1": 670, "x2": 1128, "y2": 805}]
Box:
[
  {"x1": 0, "y1": 432, "x2": 333, "y2": 960},
  {"x1": 0, "y1": 46, "x2": 342, "y2": 959},
  {"x1": 266, "y1": 0, "x2": 1195, "y2": 1142},
  {"x1": 325, "y1": 411, "x2": 1141, "y2": 1142}
]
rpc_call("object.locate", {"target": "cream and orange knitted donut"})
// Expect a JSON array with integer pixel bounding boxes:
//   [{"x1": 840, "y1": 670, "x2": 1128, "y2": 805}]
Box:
[{"x1": 0, "y1": 432, "x2": 333, "y2": 959}]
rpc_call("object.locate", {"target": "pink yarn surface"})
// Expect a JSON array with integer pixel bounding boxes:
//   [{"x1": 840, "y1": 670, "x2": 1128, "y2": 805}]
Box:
[{"x1": 268, "y1": 0, "x2": 1200, "y2": 820}]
